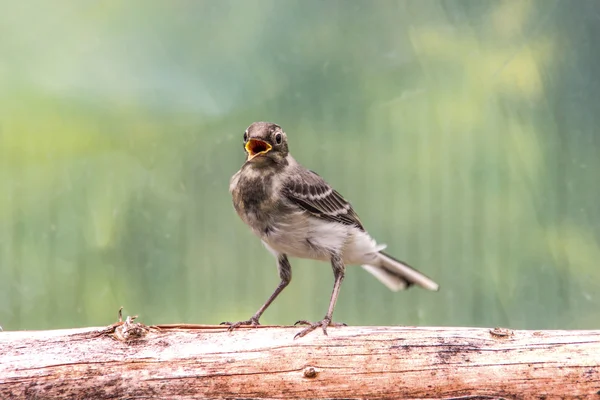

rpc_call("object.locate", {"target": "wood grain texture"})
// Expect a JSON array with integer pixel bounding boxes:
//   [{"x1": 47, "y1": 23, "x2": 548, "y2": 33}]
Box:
[{"x1": 1, "y1": 324, "x2": 599, "y2": 399}]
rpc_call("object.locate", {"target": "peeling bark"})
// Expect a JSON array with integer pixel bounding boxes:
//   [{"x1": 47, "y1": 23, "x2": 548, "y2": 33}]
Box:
[{"x1": 1, "y1": 323, "x2": 599, "y2": 399}]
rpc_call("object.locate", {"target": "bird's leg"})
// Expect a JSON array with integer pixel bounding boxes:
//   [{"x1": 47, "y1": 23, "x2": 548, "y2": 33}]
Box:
[
  {"x1": 294, "y1": 254, "x2": 347, "y2": 339},
  {"x1": 221, "y1": 255, "x2": 291, "y2": 331}
]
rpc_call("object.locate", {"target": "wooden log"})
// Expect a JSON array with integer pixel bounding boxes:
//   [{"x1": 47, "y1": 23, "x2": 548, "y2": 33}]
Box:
[{"x1": 1, "y1": 321, "x2": 599, "y2": 399}]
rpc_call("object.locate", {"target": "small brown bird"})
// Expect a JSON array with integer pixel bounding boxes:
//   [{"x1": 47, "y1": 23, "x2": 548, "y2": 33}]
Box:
[{"x1": 224, "y1": 122, "x2": 439, "y2": 338}]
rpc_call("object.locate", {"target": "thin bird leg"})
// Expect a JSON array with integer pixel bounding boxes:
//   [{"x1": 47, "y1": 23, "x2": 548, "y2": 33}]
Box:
[
  {"x1": 294, "y1": 254, "x2": 347, "y2": 339},
  {"x1": 221, "y1": 255, "x2": 291, "y2": 330}
]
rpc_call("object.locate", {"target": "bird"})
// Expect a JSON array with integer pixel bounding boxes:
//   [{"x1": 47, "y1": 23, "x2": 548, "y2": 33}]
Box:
[{"x1": 223, "y1": 121, "x2": 439, "y2": 338}]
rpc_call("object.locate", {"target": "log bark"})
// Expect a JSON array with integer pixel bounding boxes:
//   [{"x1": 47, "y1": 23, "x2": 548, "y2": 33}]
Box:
[{"x1": 1, "y1": 321, "x2": 599, "y2": 399}]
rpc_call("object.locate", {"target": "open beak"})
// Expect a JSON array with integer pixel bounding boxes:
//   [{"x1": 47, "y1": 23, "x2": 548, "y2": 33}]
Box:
[{"x1": 245, "y1": 139, "x2": 272, "y2": 160}]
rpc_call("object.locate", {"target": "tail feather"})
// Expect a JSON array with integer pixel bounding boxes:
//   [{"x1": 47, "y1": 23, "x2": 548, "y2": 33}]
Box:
[{"x1": 361, "y1": 251, "x2": 439, "y2": 292}]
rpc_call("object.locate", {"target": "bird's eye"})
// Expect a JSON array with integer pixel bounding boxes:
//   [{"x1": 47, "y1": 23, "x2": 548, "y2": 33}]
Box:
[
  {"x1": 275, "y1": 132, "x2": 282, "y2": 145},
  {"x1": 243, "y1": 131, "x2": 248, "y2": 142}
]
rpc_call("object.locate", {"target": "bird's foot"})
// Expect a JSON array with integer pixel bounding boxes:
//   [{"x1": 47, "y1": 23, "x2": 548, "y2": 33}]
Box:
[
  {"x1": 220, "y1": 316, "x2": 261, "y2": 332},
  {"x1": 293, "y1": 317, "x2": 346, "y2": 339}
]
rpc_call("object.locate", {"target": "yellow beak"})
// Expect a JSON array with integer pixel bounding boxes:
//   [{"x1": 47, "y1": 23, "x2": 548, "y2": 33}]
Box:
[{"x1": 245, "y1": 139, "x2": 272, "y2": 160}]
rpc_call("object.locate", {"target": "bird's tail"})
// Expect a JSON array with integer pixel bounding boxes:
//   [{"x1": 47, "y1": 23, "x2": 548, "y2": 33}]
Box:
[{"x1": 361, "y1": 251, "x2": 439, "y2": 292}]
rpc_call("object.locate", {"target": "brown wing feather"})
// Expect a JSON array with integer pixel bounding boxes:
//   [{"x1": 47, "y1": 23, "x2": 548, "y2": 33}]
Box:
[{"x1": 284, "y1": 169, "x2": 364, "y2": 230}]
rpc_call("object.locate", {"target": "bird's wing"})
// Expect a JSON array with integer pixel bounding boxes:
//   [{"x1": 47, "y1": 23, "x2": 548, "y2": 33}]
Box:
[{"x1": 283, "y1": 169, "x2": 364, "y2": 230}]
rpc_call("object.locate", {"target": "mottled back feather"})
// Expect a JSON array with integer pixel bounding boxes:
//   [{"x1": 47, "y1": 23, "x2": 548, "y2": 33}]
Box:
[{"x1": 283, "y1": 169, "x2": 364, "y2": 231}]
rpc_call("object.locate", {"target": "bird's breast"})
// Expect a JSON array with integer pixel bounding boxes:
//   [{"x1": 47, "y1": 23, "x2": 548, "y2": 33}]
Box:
[
  {"x1": 231, "y1": 169, "x2": 282, "y2": 235},
  {"x1": 262, "y1": 214, "x2": 358, "y2": 261}
]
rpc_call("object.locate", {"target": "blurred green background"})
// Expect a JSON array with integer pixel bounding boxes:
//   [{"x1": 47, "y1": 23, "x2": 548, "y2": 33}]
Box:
[{"x1": 1, "y1": 0, "x2": 599, "y2": 332}]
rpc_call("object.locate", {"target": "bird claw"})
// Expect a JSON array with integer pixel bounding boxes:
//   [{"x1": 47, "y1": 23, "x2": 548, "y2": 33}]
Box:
[
  {"x1": 294, "y1": 318, "x2": 346, "y2": 339},
  {"x1": 220, "y1": 317, "x2": 260, "y2": 332}
]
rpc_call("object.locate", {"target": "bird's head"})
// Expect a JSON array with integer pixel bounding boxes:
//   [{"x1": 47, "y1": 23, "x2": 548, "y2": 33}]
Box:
[{"x1": 242, "y1": 122, "x2": 289, "y2": 165}]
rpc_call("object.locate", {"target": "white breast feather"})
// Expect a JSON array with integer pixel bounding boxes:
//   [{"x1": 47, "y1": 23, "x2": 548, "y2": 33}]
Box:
[{"x1": 263, "y1": 212, "x2": 385, "y2": 265}]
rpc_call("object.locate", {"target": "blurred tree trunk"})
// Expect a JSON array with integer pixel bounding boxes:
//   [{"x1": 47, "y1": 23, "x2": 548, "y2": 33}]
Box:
[{"x1": 1, "y1": 323, "x2": 599, "y2": 399}]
